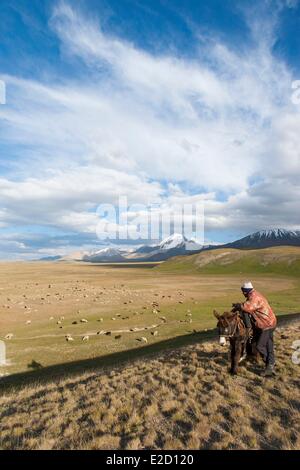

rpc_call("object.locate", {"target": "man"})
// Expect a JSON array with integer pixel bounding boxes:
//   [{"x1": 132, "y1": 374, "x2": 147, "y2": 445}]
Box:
[{"x1": 240, "y1": 281, "x2": 277, "y2": 377}]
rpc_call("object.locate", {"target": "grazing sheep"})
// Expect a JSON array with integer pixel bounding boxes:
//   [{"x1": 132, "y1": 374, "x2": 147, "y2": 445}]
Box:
[
  {"x1": 111, "y1": 317, "x2": 116, "y2": 320},
  {"x1": 57, "y1": 320, "x2": 61, "y2": 325},
  {"x1": 72, "y1": 321, "x2": 78, "y2": 325},
  {"x1": 159, "y1": 316, "x2": 166, "y2": 322},
  {"x1": 97, "y1": 318, "x2": 103, "y2": 322},
  {"x1": 60, "y1": 316, "x2": 65, "y2": 320},
  {"x1": 97, "y1": 330, "x2": 105, "y2": 335},
  {"x1": 151, "y1": 330, "x2": 158, "y2": 336},
  {"x1": 49, "y1": 316, "x2": 54, "y2": 320},
  {"x1": 105, "y1": 331, "x2": 112, "y2": 336},
  {"x1": 80, "y1": 319, "x2": 88, "y2": 323},
  {"x1": 82, "y1": 335, "x2": 89, "y2": 341},
  {"x1": 26, "y1": 320, "x2": 31, "y2": 325},
  {"x1": 5, "y1": 333, "x2": 13, "y2": 340},
  {"x1": 66, "y1": 335, "x2": 74, "y2": 342},
  {"x1": 140, "y1": 337, "x2": 148, "y2": 343},
  {"x1": 115, "y1": 335, "x2": 122, "y2": 339}
]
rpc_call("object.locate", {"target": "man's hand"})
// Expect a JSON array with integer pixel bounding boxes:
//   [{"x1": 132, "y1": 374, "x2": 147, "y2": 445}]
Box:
[{"x1": 232, "y1": 302, "x2": 243, "y2": 311}]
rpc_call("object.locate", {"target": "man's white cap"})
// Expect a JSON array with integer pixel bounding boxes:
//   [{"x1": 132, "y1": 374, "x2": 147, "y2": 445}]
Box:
[{"x1": 242, "y1": 281, "x2": 253, "y2": 290}]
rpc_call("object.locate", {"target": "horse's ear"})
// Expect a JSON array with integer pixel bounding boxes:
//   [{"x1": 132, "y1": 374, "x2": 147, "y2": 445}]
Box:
[{"x1": 213, "y1": 310, "x2": 220, "y2": 319}]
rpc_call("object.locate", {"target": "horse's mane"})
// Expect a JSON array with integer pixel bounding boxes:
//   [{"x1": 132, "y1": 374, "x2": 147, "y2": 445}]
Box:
[{"x1": 220, "y1": 311, "x2": 238, "y2": 320}]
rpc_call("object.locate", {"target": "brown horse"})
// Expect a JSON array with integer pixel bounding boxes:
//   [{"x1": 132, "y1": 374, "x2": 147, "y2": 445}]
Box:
[{"x1": 213, "y1": 309, "x2": 259, "y2": 375}]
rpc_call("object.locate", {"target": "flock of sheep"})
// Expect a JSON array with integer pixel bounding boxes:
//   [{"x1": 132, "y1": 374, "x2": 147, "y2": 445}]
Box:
[{"x1": 3, "y1": 287, "x2": 196, "y2": 347}]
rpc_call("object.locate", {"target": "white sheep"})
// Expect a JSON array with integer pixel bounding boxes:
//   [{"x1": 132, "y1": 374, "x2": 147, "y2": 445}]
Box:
[
  {"x1": 5, "y1": 333, "x2": 13, "y2": 340},
  {"x1": 82, "y1": 335, "x2": 89, "y2": 341}
]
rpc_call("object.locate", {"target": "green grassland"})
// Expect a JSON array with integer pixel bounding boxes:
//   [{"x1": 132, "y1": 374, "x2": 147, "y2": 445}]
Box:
[
  {"x1": 156, "y1": 246, "x2": 300, "y2": 276},
  {"x1": 1, "y1": 246, "x2": 300, "y2": 379},
  {"x1": 1, "y1": 250, "x2": 300, "y2": 451}
]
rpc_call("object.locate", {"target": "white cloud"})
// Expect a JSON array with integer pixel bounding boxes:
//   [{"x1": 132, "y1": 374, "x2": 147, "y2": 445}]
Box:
[{"x1": 0, "y1": 1, "x2": 300, "y2": 257}]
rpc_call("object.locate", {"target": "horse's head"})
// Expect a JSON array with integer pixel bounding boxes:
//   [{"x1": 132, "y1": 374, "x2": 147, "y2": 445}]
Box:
[{"x1": 213, "y1": 310, "x2": 238, "y2": 346}]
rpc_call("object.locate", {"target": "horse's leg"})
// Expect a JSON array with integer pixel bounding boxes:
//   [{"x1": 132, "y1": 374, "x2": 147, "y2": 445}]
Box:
[
  {"x1": 251, "y1": 341, "x2": 260, "y2": 363},
  {"x1": 231, "y1": 340, "x2": 242, "y2": 375},
  {"x1": 229, "y1": 339, "x2": 236, "y2": 374}
]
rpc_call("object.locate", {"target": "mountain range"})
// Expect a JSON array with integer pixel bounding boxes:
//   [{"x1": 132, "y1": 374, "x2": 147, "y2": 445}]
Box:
[{"x1": 39, "y1": 229, "x2": 300, "y2": 263}]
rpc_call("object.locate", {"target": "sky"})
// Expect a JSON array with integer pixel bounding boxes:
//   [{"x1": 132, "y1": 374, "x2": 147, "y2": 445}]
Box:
[{"x1": 0, "y1": 0, "x2": 300, "y2": 259}]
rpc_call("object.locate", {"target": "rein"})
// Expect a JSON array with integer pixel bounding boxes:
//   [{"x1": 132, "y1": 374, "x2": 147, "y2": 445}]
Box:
[{"x1": 224, "y1": 313, "x2": 242, "y2": 338}]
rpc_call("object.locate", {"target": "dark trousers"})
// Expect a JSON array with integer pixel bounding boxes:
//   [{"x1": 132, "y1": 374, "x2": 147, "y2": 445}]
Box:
[
  {"x1": 242, "y1": 311, "x2": 252, "y2": 328},
  {"x1": 255, "y1": 328, "x2": 275, "y2": 366}
]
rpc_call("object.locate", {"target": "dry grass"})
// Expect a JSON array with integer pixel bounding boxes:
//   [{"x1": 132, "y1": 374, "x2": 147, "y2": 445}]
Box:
[{"x1": 1, "y1": 321, "x2": 299, "y2": 450}]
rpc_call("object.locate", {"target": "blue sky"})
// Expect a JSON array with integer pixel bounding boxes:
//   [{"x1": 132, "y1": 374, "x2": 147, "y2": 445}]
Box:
[{"x1": 0, "y1": 0, "x2": 300, "y2": 259}]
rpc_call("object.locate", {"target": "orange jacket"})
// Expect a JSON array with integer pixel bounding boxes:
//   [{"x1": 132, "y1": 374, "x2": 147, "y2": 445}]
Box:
[{"x1": 242, "y1": 290, "x2": 277, "y2": 330}]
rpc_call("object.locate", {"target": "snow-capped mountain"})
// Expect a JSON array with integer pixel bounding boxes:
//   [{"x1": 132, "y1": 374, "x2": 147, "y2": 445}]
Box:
[
  {"x1": 83, "y1": 247, "x2": 126, "y2": 262},
  {"x1": 159, "y1": 233, "x2": 202, "y2": 251},
  {"x1": 224, "y1": 228, "x2": 300, "y2": 249},
  {"x1": 82, "y1": 234, "x2": 203, "y2": 263},
  {"x1": 126, "y1": 234, "x2": 203, "y2": 261}
]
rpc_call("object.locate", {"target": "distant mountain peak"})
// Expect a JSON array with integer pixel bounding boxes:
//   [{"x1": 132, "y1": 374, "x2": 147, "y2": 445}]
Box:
[
  {"x1": 83, "y1": 246, "x2": 125, "y2": 262},
  {"x1": 159, "y1": 233, "x2": 188, "y2": 250},
  {"x1": 251, "y1": 228, "x2": 300, "y2": 239},
  {"x1": 225, "y1": 228, "x2": 300, "y2": 249}
]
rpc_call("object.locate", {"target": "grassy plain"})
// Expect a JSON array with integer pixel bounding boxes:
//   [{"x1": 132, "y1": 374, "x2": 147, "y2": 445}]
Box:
[
  {"x1": 1, "y1": 256, "x2": 300, "y2": 377},
  {"x1": 1, "y1": 249, "x2": 300, "y2": 450}
]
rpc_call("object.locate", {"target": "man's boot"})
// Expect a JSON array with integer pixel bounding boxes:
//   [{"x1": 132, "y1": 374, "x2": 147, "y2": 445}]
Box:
[{"x1": 262, "y1": 363, "x2": 276, "y2": 377}]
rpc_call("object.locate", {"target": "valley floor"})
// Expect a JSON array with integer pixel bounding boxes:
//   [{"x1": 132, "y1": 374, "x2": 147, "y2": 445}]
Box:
[
  {"x1": 1, "y1": 261, "x2": 299, "y2": 376},
  {"x1": 1, "y1": 321, "x2": 299, "y2": 450}
]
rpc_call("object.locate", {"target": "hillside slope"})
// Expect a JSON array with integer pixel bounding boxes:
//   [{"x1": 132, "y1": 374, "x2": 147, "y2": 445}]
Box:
[
  {"x1": 1, "y1": 321, "x2": 299, "y2": 450},
  {"x1": 157, "y1": 246, "x2": 300, "y2": 276}
]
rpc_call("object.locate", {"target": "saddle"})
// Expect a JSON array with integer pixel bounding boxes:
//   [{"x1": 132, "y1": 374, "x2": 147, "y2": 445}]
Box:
[{"x1": 232, "y1": 303, "x2": 254, "y2": 342}]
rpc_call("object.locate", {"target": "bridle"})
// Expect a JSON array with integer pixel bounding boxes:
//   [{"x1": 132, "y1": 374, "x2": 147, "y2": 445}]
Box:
[{"x1": 219, "y1": 312, "x2": 241, "y2": 339}]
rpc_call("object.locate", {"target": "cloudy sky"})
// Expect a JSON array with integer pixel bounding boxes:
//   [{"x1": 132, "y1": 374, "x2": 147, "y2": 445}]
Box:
[{"x1": 0, "y1": 0, "x2": 300, "y2": 259}]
